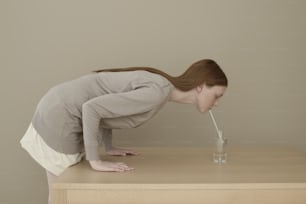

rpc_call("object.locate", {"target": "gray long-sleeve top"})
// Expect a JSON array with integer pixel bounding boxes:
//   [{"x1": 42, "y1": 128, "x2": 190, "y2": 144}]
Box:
[{"x1": 32, "y1": 71, "x2": 173, "y2": 160}]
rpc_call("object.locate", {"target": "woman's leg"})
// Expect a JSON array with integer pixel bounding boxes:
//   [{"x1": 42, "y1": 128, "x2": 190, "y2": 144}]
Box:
[{"x1": 46, "y1": 170, "x2": 58, "y2": 204}]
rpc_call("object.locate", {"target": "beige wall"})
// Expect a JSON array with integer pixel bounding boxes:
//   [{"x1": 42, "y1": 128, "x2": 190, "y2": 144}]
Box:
[{"x1": 1, "y1": 0, "x2": 306, "y2": 203}]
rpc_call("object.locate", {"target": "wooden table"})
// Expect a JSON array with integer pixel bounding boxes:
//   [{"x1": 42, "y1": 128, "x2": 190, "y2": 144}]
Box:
[{"x1": 52, "y1": 146, "x2": 306, "y2": 204}]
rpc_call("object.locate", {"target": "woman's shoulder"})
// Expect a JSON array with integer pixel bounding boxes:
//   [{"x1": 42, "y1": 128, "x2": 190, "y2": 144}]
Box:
[
  {"x1": 134, "y1": 70, "x2": 171, "y2": 86},
  {"x1": 95, "y1": 70, "x2": 172, "y2": 88}
]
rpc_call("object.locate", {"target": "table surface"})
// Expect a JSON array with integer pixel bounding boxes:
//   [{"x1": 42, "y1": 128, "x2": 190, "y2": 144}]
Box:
[{"x1": 53, "y1": 146, "x2": 306, "y2": 190}]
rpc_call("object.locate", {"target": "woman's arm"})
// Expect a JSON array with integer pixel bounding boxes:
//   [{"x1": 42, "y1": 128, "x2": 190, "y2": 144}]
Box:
[
  {"x1": 82, "y1": 84, "x2": 166, "y2": 171},
  {"x1": 100, "y1": 128, "x2": 113, "y2": 152}
]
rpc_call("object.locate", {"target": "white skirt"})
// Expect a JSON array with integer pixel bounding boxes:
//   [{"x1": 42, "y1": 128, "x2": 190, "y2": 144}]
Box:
[{"x1": 20, "y1": 123, "x2": 84, "y2": 176}]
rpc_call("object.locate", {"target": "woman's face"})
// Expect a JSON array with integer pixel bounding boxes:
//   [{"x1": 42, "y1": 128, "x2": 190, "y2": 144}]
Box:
[{"x1": 195, "y1": 84, "x2": 227, "y2": 113}]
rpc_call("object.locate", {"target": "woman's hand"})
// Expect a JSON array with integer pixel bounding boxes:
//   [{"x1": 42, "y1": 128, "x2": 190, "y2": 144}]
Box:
[
  {"x1": 106, "y1": 147, "x2": 139, "y2": 156},
  {"x1": 89, "y1": 160, "x2": 133, "y2": 172}
]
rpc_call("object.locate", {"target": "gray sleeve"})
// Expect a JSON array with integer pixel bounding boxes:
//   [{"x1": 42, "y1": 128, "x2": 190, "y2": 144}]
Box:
[
  {"x1": 82, "y1": 84, "x2": 165, "y2": 161},
  {"x1": 100, "y1": 128, "x2": 113, "y2": 152}
]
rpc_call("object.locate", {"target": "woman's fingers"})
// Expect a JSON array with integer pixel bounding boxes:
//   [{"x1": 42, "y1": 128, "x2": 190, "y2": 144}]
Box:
[
  {"x1": 89, "y1": 160, "x2": 134, "y2": 172},
  {"x1": 125, "y1": 150, "x2": 139, "y2": 155},
  {"x1": 109, "y1": 162, "x2": 134, "y2": 171}
]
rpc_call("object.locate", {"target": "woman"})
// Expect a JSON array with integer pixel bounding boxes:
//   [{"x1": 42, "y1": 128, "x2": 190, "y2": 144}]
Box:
[{"x1": 20, "y1": 59, "x2": 228, "y2": 203}]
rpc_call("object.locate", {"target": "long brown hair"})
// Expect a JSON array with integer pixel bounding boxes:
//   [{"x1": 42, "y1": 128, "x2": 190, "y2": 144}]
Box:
[{"x1": 94, "y1": 59, "x2": 228, "y2": 92}]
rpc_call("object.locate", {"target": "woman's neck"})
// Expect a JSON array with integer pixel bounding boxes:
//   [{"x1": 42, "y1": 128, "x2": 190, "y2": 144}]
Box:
[{"x1": 168, "y1": 88, "x2": 197, "y2": 104}]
